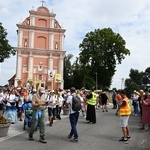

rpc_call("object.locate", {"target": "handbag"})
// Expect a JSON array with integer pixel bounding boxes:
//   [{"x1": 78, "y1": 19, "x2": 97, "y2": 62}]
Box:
[{"x1": 9, "y1": 101, "x2": 16, "y2": 106}]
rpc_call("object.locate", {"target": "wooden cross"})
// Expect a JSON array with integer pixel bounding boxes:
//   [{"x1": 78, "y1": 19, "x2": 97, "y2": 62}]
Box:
[{"x1": 40, "y1": 0, "x2": 46, "y2": 6}]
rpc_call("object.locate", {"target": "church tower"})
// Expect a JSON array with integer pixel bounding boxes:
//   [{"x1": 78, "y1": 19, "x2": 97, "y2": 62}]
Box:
[{"x1": 14, "y1": 5, "x2": 66, "y2": 90}]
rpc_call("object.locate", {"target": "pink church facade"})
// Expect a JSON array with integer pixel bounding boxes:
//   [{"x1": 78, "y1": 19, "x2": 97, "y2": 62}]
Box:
[{"x1": 14, "y1": 6, "x2": 66, "y2": 90}]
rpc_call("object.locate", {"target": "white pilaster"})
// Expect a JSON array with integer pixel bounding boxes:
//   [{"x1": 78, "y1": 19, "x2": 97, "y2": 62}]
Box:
[
  {"x1": 60, "y1": 34, "x2": 64, "y2": 50},
  {"x1": 29, "y1": 31, "x2": 34, "y2": 48},
  {"x1": 50, "y1": 18, "x2": 54, "y2": 28},
  {"x1": 59, "y1": 55, "x2": 64, "y2": 89},
  {"x1": 49, "y1": 33, "x2": 54, "y2": 50},
  {"x1": 28, "y1": 53, "x2": 33, "y2": 79},
  {"x1": 30, "y1": 15, "x2": 35, "y2": 26},
  {"x1": 48, "y1": 55, "x2": 53, "y2": 80},
  {"x1": 18, "y1": 30, "x2": 23, "y2": 47},
  {"x1": 15, "y1": 54, "x2": 22, "y2": 86},
  {"x1": 49, "y1": 55, "x2": 53, "y2": 70}
]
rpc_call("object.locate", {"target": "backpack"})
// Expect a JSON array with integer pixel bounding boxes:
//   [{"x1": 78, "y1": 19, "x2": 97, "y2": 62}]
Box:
[{"x1": 72, "y1": 94, "x2": 81, "y2": 111}]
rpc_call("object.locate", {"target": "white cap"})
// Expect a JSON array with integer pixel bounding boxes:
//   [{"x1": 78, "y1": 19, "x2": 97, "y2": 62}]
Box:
[
  {"x1": 39, "y1": 87, "x2": 45, "y2": 94},
  {"x1": 33, "y1": 88, "x2": 37, "y2": 92}
]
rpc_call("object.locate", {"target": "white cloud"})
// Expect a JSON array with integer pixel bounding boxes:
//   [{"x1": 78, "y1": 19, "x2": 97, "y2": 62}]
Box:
[{"x1": 0, "y1": 0, "x2": 150, "y2": 89}]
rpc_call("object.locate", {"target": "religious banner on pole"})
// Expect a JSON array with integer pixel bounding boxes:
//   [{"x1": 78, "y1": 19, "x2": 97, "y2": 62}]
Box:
[{"x1": 55, "y1": 74, "x2": 61, "y2": 83}]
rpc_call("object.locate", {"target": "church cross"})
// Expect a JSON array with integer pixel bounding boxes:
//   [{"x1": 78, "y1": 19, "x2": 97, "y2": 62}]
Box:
[{"x1": 40, "y1": 0, "x2": 46, "y2": 6}]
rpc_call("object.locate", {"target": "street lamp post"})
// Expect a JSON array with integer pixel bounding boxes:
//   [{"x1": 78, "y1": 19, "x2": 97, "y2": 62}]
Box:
[
  {"x1": 96, "y1": 72, "x2": 98, "y2": 90},
  {"x1": 121, "y1": 78, "x2": 124, "y2": 89}
]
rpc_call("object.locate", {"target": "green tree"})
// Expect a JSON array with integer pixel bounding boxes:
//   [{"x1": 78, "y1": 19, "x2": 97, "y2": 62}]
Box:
[
  {"x1": 129, "y1": 68, "x2": 143, "y2": 87},
  {"x1": 72, "y1": 57, "x2": 94, "y2": 89},
  {"x1": 63, "y1": 54, "x2": 74, "y2": 89},
  {"x1": 142, "y1": 67, "x2": 150, "y2": 91},
  {"x1": 0, "y1": 22, "x2": 16, "y2": 62},
  {"x1": 124, "y1": 78, "x2": 140, "y2": 98},
  {"x1": 79, "y1": 28, "x2": 130, "y2": 89}
]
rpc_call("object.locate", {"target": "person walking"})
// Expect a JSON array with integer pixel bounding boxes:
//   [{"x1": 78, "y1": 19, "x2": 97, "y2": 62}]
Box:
[
  {"x1": 112, "y1": 89, "x2": 117, "y2": 109},
  {"x1": 140, "y1": 93, "x2": 150, "y2": 131},
  {"x1": 56, "y1": 92, "x2": 64, "y2": 120},
  {"x1": 119, "y1": 90, "x2": 131, "y2": 143},
  {"x1": 138, "y1": 89, "x2": 145, "y2": 121},
  {"x1": 115, "y1": 90, "x2": 123, "y2": 116},
  {"x1": 100, "y1": 91, "x2": 108, "y2": 112},
  {"x1": 131, "y1": 90, "x2": 139, "y2": 116},
  {"x1": 3, "y1": 89, "x2": 18, "y2": 124},
  {"x1": 66, "y1": 87, "x2": 80, "y2": 142},
  {"x1": 86, "y1": 88, "x2": 97, "y2": 124},
  {"x1": 47, "y1": 90, "x2": 58, "y2": 126},
  {"x1": 28, "y1": 87, "x2": 47, "y2": 143}
]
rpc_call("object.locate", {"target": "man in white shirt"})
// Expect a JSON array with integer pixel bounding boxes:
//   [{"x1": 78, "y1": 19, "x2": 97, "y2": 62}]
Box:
[{"x1": 65, "y1": 87, "x2": 79, "y2": 142}]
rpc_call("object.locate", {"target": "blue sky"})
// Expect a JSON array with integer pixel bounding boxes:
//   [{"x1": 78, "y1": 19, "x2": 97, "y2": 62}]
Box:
[{"x1": 0, "y1": 0, "x2": 150, "y2": 89}]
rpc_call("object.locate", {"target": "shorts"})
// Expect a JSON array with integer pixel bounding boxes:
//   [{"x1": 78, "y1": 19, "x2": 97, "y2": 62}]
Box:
[
  {"x1": 18, "y1": 107, "x2": 24, "y2": 112},
  {"x1": 48, "y1": 107, "x2": 56, "y2": 116},
  {"x1": 120, "y1": 116, "x2": 129, "y2": 127},
  {"x1": 101, "y1": 99, "x2": 107, "y2": 105}
]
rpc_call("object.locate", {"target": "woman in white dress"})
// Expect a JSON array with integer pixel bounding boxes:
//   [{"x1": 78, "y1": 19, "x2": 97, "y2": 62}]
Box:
[{"x1": 3, "y1": 90, "x2": 18, "y2": 124}]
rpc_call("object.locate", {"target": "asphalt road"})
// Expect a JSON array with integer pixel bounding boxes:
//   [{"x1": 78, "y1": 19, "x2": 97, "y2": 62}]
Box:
[{"x1": 0, "y1": 106, "x2": 149, "y2": 150}]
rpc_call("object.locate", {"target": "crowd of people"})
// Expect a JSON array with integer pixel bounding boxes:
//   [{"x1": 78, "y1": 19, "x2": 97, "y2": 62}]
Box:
[
  {"x1": 0, "y1": 86, "x2": 107, "y2": 142},
  {"x1": 131, "y1": 89, "x2": 150, "y2": 131},
  {"x1": 0, "y1": 86, "x2": 150, "y2": 144},
  {"x1": 113, "y1": 89, "x2": 150, "y2": 138}
]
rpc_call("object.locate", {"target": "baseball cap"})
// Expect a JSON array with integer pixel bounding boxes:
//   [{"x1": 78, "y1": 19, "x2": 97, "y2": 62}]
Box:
[
  {"x1": 39, "y1": 87, "x2": 45, "y2": 94},
  {"x1": 70, "y1": 87, "x2": 76, "y2": 92}
]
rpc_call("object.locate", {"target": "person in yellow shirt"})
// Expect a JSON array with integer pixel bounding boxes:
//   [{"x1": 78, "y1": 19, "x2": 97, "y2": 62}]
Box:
[
  {"x1": 119, "y1": 90, "x2": 131, "y2": 143},
  {"x1": 86, "y1": 88, "x2": 97, "y2": 124}
]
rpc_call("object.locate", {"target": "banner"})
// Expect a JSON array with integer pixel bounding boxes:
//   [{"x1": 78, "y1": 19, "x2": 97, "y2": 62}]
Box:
[
  {"x1": 55, "y1": 74, "x2": 61, "y2": 83},
  {"x1": 38, "y1": 81, "x2": 41, "y2": 90}
]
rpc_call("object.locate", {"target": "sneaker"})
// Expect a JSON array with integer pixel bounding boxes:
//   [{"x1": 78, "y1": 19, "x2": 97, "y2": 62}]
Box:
[
  {"x1": 122, "y1": 136, "x2": 131, "y2": 140},
  {"x1": 67, "y1": 135, "x2": 72, "y2": 139},
  {"x1": 39, "y1": 136, "x2": 47, "y2": 143},
  {"x1": 103, "y1": 110, "x2": 104, "y2": 112},
  {"x1": 29, "y1": 134, "x2": 34, "y2": 141},
  {"x1": 70, "y1": 138, "x2": 78, "y2": 142},
  {"x1": 106, "y1": 110, "x2": 108, "y2": 112},
  {"x1": 119, "y1": 137, "x2": 128, "y2": 142},
  {"x1": 127, "y1": 136, "x2": 131, "y2": 140}
]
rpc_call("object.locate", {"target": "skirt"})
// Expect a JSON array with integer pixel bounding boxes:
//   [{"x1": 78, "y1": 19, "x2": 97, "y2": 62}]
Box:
[{"x1": 3, "y1": 106, "x2": 18, "y2": 123}]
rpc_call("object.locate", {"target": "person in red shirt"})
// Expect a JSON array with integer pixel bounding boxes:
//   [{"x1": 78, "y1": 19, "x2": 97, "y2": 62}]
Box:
[{"x1": 115, "y1": 90, "x2": 123, "y2": 116}]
